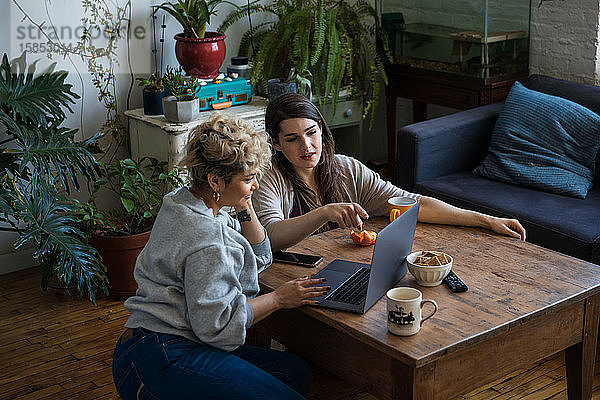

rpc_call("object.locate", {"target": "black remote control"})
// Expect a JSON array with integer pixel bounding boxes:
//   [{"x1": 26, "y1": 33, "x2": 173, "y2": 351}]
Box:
[{"x1": 443, "y1": 271, "x2": 468, "y2": 293}]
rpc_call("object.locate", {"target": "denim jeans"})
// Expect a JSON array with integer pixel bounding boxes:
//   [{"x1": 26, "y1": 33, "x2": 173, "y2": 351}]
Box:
[{"x1": 112, "y1": 328, "x2": 311, "y2": 400}]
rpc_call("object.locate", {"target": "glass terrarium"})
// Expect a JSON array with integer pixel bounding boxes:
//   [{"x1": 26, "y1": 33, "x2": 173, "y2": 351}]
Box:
[{"x1": 379, "y1": 0, "x2": 530, "y2": 81}]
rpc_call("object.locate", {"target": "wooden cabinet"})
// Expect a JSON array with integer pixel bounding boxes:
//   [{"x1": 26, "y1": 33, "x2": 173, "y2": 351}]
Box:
[
  {"x1": 126, "y1": 97, "x2": 268, "y2": 175},
  {"x1": 318, "y1": 97, "x2": 364, "y2": 160}
]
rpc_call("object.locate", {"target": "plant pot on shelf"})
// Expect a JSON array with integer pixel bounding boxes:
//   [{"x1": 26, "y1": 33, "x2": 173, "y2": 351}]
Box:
[
  {"x1": 89, "y1": 230, "x2": 151, "y2": 300},
  {"x1": 267, "y1": 78, "x2": 297, "y2": 102},
  {"x1": 175, "y1": 32, "x2": 226, "y2": 79},
  {"x1": 162, "y1": 95, "x2": 199, "y2": 123},
  {"x1": 142, "y1": 89, "x2": 167, "y2": 115}
]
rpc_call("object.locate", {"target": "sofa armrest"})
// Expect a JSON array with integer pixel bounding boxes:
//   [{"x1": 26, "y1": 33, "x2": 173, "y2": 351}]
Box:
[{"x1": 396, "y1": 102, "x2": 504, "y2": 192}]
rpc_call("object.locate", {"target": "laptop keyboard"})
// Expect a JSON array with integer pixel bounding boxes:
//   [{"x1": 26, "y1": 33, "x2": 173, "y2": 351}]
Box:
[{"x1": 325, "y1": 268, "x2": 370, "y2": 305}]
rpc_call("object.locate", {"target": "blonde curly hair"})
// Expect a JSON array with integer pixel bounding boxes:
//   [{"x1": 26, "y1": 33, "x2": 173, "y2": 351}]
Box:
[{"x1": 182, "y1": 115, "x2": 271, "y2": 187}]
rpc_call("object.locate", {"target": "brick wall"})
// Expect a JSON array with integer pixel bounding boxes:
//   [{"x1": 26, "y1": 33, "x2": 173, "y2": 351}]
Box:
[{"x1": 530, "y1": 0, "x2": 600, "y2": 84}]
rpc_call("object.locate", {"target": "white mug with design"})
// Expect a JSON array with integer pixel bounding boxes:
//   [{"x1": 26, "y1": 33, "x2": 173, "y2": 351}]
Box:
[{"x1": 386, "y1": 287, "x2": 438, "y2": 336}]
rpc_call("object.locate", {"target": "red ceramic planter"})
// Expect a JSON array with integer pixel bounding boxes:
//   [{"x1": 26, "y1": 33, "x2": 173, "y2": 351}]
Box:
[{"x1": 174, "y1": 32, "x2": 226, "y2": 79}]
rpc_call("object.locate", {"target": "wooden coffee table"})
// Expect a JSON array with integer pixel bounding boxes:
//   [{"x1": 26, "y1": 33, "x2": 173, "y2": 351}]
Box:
[{"x1": 256, "y1": 219, "x2": 600, "y2": 399}]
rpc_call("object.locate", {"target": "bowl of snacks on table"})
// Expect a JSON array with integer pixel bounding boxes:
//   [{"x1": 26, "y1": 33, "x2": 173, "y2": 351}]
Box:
[{"x1": 407, "y1": 251, "x2": 453, "y2": 286}]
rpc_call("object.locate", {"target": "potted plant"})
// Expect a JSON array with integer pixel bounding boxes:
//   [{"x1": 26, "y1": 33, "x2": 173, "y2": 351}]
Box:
[
  {"x1": 161, "y1": 65, "x2": 201, "y2": 123},
  {"x1": 137, "y1": 71, "x2": 167, "y2": 116},
  {"x1": 267, "y1": 78, "x2": 297, "y2": 102},
  {"x1": 74, "y1": 157, "x2": 183, "y2": 299},
  {"x1": 218, "y1": 0, "x2": 391, "y2": 123},
  {"x1": 266, "y1": 68, "x2": 313, "y2": 102},
  {"x1": 0, "y1": 52, "x2": 107, "y2": 303},
  {"x1": 156, "y1": 0, "x2": 241, "y2": 78}
]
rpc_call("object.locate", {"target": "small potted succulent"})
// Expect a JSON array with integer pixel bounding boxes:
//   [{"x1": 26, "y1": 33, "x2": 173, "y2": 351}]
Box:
[
  {"x1": 137, "y1": 71, "x2": 167, "y2": 115},
  {"x1": 267, "y1": 68, "x2": 313, "y2": 102},
  {"x1": 162, "y1": 65, "x2": 201, "y2": 123},
  {"x1": 267, "y1": 77, "x2": 297, "y2": 102}
]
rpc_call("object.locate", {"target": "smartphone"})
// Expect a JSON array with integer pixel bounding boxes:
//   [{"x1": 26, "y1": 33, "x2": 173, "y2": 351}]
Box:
[{"x1": 273, "y1": 251, "x2": 323, "y2": 267}]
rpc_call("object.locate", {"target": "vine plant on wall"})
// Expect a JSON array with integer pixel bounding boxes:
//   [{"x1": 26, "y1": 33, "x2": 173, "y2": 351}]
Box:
[
  {"x1": 78, "y1": 0, "x2": 130, "y2": 156},
  {"x1": 11, "y1": 0, "x2": 131, "y2": 159}
]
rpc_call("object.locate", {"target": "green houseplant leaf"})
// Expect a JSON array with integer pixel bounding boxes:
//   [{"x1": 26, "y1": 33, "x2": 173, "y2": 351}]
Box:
[
  {"x1": 156, "y1": 0, "x2": 241, "y2": 38},
  {"x1": 220, "y1": 0, "x2": 390, "y2": 123},
  {"x1": 6, "y1": 122, "x2": 102, "y2": 194},
  {"x1": 0, "y1": 52, "x2": 108, "y2": 303},
  {"x1": 162, "y1": 65, "x2": 200, "y2": 100},
  {"x1": 0, "y1": 52, "x2": 79, "y2": 125},
  {"x1": 13, "y1": 178, "x2": 107, "y2": 298},
  {"x1": 75, "y1": 157, "x2": 184, "y2": 237}
]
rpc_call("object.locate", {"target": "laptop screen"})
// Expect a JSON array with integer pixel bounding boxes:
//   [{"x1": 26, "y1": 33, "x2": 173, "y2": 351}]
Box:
[{"x1": 363, "y1": 200, "x2": 419, "y2": 311}]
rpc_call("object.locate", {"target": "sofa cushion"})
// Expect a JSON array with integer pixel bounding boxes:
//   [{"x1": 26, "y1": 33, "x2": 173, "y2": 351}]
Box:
[
  {"x1": 473, "y1": 81, "x2": 600, "y2": 199},
  {"x1": 415, "y1": 172, "x2": 600, "y2": 265},
  {"x1": 526, "y1": 74, "x2": 600, "y2": 115},
  {"x1": 526, "y1": 74, "x2": 600, "y2": 184}
]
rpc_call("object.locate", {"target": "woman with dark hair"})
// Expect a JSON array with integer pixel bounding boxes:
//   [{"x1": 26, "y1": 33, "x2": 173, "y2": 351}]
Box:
[
  {"x1": 112, "y1": 115, "x2": 327, "y2": 400},
  {"x1": 253, "y1": 93, "x2": 526, "y2": 252}
]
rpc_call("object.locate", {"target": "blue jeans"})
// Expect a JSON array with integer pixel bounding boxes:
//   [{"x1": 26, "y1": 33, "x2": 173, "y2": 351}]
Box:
[{"x1": 112, "y1": 328, "x2": 311, "y2": 400}]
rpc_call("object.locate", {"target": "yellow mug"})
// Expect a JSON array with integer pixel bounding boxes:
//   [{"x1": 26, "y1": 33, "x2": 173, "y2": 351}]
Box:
[{"x1": 387, "y1": 196, "x2": 417, "y2": 222}]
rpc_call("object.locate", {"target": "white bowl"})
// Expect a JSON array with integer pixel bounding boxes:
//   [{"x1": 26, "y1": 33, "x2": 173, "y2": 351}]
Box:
[{"x1": 407, "y1": 251, "x2": 453, "y2": 287}]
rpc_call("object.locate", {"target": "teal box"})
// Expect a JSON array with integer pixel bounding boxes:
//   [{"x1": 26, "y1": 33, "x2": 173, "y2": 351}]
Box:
[{"x1": 195, "y1": 77, "x2": 252, "y2": 111}]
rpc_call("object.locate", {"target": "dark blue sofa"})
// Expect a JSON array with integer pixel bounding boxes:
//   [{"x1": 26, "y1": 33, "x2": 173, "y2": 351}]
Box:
[{"x1": 396, "y1": 74, "x2": 600, "y2": 265}]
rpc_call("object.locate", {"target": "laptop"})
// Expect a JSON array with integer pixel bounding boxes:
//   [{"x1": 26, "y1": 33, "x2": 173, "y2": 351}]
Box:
[{"x1": 310, "y1": 200, "x2": 419, "y2": 313}]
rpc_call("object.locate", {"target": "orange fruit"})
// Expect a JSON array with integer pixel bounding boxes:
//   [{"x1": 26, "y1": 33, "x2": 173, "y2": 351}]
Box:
[{"x1": 350, "y1": 230, "x2": 377, "y2": 246}]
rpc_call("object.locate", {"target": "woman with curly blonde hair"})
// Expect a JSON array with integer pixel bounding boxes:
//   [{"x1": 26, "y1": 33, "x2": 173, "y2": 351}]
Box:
[{"x1": 112, "y1": 115, "x2": 327, "y2": 400}]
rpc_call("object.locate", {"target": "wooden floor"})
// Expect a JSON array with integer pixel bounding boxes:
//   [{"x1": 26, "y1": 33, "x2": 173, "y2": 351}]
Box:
[{"x1": 2, "y1": 267, "x2": 600, "y2": 400}]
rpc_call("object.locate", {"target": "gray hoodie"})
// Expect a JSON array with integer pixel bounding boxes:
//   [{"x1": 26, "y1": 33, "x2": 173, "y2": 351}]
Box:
[{"x1": 124, "y1": 187, "x2": 272, "y2": 351}]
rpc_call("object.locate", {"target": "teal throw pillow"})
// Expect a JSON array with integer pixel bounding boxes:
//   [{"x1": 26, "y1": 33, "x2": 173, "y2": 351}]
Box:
[{"x1": 474, "y1": 81, "x2": 600, "y2": 198}]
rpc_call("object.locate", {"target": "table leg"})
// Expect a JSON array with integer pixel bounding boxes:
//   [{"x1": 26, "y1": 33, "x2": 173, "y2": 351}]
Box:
[
  {"x1": 386, "y1": 89, "x2": 397, "y2": 183},
  {"x1": 413, "y1": 363, "x2": 435, "y2": 400},
  {"x1": 565, "y1": 294, "x2": 600, "y2": 400},
  {"x1": 389, "y1": 358, "x2": 436, "y2": 400}
]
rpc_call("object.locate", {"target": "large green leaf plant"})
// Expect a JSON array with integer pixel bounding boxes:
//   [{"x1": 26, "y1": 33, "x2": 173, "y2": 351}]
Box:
[
  {"x1": 74, "y1": 157, "x2": 184, "y2": 236},
  {"x1": 0, "y1": 52, "x2": 107, "y2": 303},
  {"x1": 218, "y1": 0, "x2": 391, "y2": 122},
  {"x1": 156, "y1": 0, "x2": 240, "y2": 39}
]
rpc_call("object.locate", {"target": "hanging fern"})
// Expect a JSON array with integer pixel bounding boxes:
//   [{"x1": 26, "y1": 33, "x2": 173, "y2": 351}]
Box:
[
  {"x1": 323, "y1": 7, "x2": 340, "y2": 104},
  {"x1": 238, "y1": 22, "x2": 272, "y2": 57},
  {"x1": 216, "y1": 1, "x2": 268, "y2": 33},
  {"x1": 311, "y1": 0, "x2": 326, "y2": 66},
  {"x1": 221, "y1": 0, "x2": 390, "y2": 124}
]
